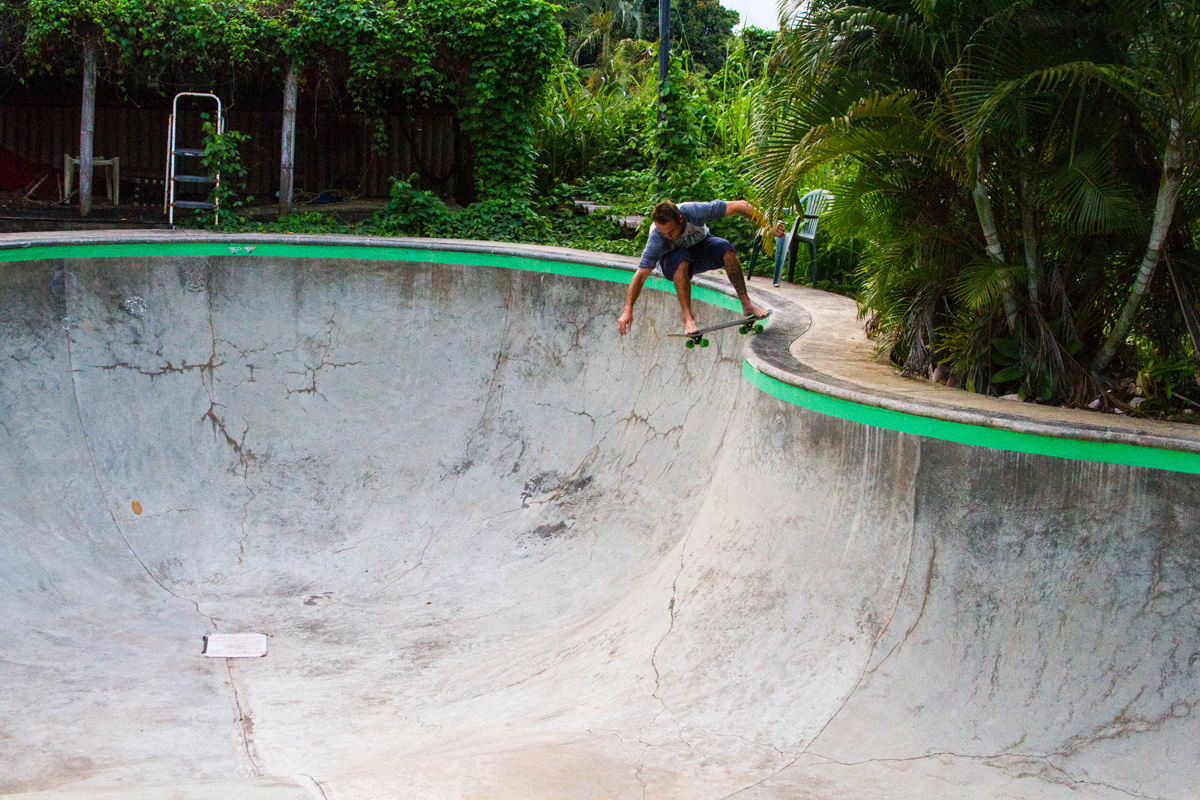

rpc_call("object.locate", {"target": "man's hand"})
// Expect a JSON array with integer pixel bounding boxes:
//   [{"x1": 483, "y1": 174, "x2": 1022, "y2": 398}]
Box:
[
  {"x1": 618, "y1": 307, "x2": 634, "y2": 336},
  {"x1": 774, "y1": 221, "x2": 786, "y2": 237}
]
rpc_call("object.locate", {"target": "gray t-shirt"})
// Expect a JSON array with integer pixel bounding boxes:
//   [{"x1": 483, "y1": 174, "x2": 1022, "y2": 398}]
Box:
[{"x1": 637, "y1": 200, "x2": 728, "y2": 271}]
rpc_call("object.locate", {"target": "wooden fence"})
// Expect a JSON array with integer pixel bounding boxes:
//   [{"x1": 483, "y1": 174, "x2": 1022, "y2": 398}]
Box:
[{"x1": 0, "y1": 99, "x2": 463, "y2": 204}]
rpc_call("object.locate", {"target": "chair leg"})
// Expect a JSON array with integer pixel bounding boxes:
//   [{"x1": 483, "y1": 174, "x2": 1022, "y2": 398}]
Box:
[
  {"x1": 809, "y1": 241, "x2": 818, "y2": 284},
  {"x1": 772, "y1": 236, "x2": 785, "y2": 287},
  {"x1": 63, "y1": 155, "x2": 74, "y2": 201}
]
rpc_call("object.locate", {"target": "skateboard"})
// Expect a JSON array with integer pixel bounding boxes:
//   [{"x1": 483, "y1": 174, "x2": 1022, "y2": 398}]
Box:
[{"x1": 668, "y1": 313, "x2": 770, "y2": 349}]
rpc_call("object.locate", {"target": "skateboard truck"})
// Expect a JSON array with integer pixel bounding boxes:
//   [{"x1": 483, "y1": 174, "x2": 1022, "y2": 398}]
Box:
[{"x1": 669, "y1": 313, "x2": 770, "y2": 349}]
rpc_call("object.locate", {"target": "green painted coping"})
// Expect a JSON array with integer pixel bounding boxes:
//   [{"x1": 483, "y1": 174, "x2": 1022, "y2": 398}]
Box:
[
  {"x1": 6, "y1": 239, "x2": 1198, "y2": 474},
  {"x1": 744, "y1": 362, "x2": 1200, "y2": 474},
  {"x1": 0, "y1": 240, "x2": 743, "y2": 311}
]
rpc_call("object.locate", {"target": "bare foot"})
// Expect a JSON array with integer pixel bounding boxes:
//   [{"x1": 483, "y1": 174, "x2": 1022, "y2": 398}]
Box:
[
  {"x1": 683, "y1": 317, "x2": 700, "y2": 335},
  {"x1": 742, "y1": 300, "x2": 771, "y2": 319}
]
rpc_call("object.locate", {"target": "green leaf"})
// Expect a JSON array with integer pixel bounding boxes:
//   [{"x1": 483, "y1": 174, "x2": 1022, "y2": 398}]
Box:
[
  {"x1": 992, "y1": 338, "x2": 1021, "y2": 362},
  {"x1": 991, "y1": 365, "x2": 1026, "y2": 384}
]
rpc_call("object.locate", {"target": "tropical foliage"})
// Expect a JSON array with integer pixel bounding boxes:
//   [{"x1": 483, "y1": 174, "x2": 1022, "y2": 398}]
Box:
[
  {"x1": 639, "y1": 0, "x2": 739, "y2": 74},
  {"x1": 752, "y1": 0, "x2": 1199, "y2": 407},
  {"x1": 5, "y1": 0, "x2": 564, "y2": 199},
  {"x1": 5, "y1": 0, "x2": 1197, "y2": 413}
]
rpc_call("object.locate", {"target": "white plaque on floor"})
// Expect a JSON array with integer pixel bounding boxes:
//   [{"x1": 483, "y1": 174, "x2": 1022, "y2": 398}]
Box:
[{"x1": 202, "y1": 633, "x2": 268, "y2": 658}]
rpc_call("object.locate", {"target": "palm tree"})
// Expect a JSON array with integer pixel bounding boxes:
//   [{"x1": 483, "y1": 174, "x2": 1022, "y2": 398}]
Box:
[
  {"x1": 1086, "y1": 3, "x2": 1197, "y2": 371},
  {"x1": 752, "y1": 0, "x2": 1197, "y2": 404},
  {"x1": 564, "y1": 0, "x2": 645, "y2": 68}
]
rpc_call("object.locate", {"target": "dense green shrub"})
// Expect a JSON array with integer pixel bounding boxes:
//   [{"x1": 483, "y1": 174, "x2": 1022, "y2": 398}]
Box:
[
  {"x1": 753, "y1": 0, "x2": 1200, "y2": 408},
  {"x1": 366, "y1": 181, "x2": 642, "y2": 256},
  {"x1": 455, "y1": 0, "x2": 565, "y2": 198},
  {"x1": 375, "y1": 176, "x2": 455, "y2": 236},
  {"x1": 9, "y1": 0, "x2": 564, "y2": 202}
]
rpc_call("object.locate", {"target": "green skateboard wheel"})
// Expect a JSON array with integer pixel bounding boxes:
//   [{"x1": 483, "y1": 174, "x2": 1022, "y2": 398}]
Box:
[
  {"x1": 701, "y1": 338, "x2": 710, "y2": 348},
  {"x1": 739, "y1": 325, "x2": 749, "y2": 334},
  {"x1": 685, "y1": 339, "x2": 695, "y2": 348},
  {"x1": 755, "y1": 323, "x2": 764, "y2": 333}
]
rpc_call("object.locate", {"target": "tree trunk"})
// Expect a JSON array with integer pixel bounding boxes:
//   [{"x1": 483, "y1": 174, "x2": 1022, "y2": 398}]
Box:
[
  {"x1": 78, "y1": 41, "x2": 98, "y2": 217},
  {"x1": 1020, "y1": 172, "x2": 1043, "y2": 306},
  {"x1": 279, "y1": 60, "x2": 298, "y2": 217},
  {"x1": 972, "y1": 153, "x2": 1020, "y2": 331},
  {"x1": 1092, "y1": 117, "x2": 1184, "y2": 372}
]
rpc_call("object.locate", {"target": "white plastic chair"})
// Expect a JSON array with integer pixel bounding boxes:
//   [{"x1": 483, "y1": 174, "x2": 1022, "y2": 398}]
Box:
[
  {"x1": 746, "y1": 189, "x2": 833, "y2": 287},
  {"x1": 791, "y1": 189, "x2": 833, "y2": 285}
]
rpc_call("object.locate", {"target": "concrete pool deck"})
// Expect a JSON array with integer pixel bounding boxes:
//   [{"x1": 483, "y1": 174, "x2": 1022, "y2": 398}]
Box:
[{"x1": 1, "y1": 231, "x2": 1197, "y2": 800}]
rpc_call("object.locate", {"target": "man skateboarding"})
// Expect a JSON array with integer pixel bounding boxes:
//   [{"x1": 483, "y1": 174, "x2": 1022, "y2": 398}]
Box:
[{"x1": 617, "y1": 199, "x2": 782, "y2": 336}]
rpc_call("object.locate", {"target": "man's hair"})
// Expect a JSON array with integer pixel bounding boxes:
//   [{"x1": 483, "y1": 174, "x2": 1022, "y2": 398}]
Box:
[{"x1": 651, "y1": 201, "x2": 683, "y2": 226}]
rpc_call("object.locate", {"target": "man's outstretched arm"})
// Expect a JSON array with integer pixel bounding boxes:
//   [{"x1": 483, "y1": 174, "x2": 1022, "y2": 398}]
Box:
[
  {"x1": 618, "y1": 268, "x2": 653, "y2": 335},
  {"x1": 723, "y1": 200, "x2": 785, "y2": 236}
]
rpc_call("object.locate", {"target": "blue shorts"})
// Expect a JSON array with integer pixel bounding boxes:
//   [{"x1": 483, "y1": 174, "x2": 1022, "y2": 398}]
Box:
[{"x1": 659, "y1": 236, "x2": 736, "y2": 281}]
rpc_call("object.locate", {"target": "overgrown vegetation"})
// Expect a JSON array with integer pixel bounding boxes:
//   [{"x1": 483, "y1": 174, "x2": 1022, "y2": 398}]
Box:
[
  {"x1": 3, "y1": 0, "x2": 564, "y2": 199},
  {"x1": 752, "y1": 0, "x2": 1199, "y2": 413},
  {"x1": 4, "y1": 0, "x2": 1198, "y2": 417},
  {"x1": 197, "y1": 118, "x2": 252, "y2": 228}
]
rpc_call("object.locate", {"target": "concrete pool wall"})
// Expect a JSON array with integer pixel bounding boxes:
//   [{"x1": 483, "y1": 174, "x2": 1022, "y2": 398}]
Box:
[{"x1": 1, "y1": 232, "x2": 1197, "y2": 799}]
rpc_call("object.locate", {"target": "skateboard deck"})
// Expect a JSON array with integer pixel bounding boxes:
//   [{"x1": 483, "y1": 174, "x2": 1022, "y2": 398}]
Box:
[{"x1": 668, "y1": 312, "x2": 770, "y2": 348}]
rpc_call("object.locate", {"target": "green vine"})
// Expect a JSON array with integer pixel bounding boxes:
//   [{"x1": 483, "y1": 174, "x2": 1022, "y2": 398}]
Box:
[
  {"x1": 197, "y1": 117, "x2": 251, "y2": 228},
  {"x1": 455, "y1": 0, "x2": 564, "y2": 198},
  {"x1": 21, "y1": 0, "x2": 254, "y2": 88},
  {"x1": 651, "y1": 47, "x2": 702, "y2": 196},
  {"x1": 10, "y1": 0, "x2": 564, "y2": 201}
]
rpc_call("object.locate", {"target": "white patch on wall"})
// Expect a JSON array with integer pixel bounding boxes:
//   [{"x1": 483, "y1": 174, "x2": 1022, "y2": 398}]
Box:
[{"x1": 202, "y1": 633, "x2": 268, "y2": 658}]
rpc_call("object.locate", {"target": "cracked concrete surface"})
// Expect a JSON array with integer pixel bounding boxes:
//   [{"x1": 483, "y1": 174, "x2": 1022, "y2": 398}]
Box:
[{"x1": 1, "y1": 246, "x2": 1197, "y2": 799}]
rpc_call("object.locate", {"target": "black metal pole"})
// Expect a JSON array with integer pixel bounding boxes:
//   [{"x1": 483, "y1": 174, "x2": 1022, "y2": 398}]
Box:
[{"x1": 657, "y1": 0, "x2": 670, "y2": 180}]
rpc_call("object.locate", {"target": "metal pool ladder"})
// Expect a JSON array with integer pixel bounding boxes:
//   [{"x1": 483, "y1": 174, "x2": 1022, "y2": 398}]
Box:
[{"x1": 164, "y1": 92, "x2": 223, "y2": 225}]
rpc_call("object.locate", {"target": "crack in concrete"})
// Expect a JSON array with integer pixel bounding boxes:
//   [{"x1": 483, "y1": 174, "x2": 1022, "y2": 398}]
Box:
[
  {"x1": 192, "y1": 311, "x2": 262, "y2": 568},
  {"x1": 61, "y1": 322, "x2": 223, "y2": 633},
  {"x1": 134, "y1": 507, "x2": 196, "y2": 519},
  {"x1": 201, "y1": 401, "x2": 253, "y2": 468},
  {"x1": 358, "y1": 305, "x2": 514, "y2": 602},
  {"x1": 714, "y1": 753, "x2": 804, "y2": 800},
  {"x1": 91, "y1": 306, "x2": 226, "y2": 379},
  {"x1": 638, "y1": 379, "x2": 747, "y2": 760},
  {"x1": 804, "y1": 749, "x2": 1167, "y2": 800},
  {"x1": 719, "y1": 439, "x2": 926, "y2": 800},
  {"x1": 90, "y1": 355, "x2": 225, "y2": 378},
  {"x1": 802, "y1": 442, "x2": 925, "y2": 749},
  {"x1": 361, "y1": 502, "x2": 445, "y2": 601},
  {"x1": 285, "y1": 359, "x2": 363, "y2": 399},
  {"x1": 225, "y1": 660, "x2": 263, "y2": 777},
  {"x1": 532, "y1": 400, "x2": 596, "y2": 424},
  {"x1": 267, "y1": 311, "x2": 365, "y2": 399},
  {"x1": 864, "y1": 538, "x2": 937, "y2": 678},
  {"x1": 1052, "y1": 692, "x2": 1198, "y2": 757},
  {"x1": 500, "y1": 638, "x2": 591, "y2": 691},
  {"x1": 706, "y1": 730, "x2": 792, "y2": 761},
  {"x1": 367, "y1": 303, "x2": 523, "y2": 598},
  {"x1": 300, "y1": 774, "x2": 331, "y2": 800},
  {"x1": 647, "y1": 540, "x2": 688, "y2": 738}
]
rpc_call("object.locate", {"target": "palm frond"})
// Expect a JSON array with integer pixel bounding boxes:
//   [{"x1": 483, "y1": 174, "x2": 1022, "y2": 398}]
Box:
[{"x1": 1039, "y1": 145, "x2": 1143, "y2": 235}]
